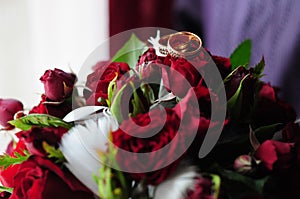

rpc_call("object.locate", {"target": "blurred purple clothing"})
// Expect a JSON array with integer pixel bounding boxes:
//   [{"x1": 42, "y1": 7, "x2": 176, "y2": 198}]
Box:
[{"x1": 174, "y1": 0, "x2": 300, "y2": 115}]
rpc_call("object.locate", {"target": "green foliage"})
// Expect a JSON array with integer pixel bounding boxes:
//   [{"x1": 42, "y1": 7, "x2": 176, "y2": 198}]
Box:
[
  {"x1": 227, "y1": 73, "x2": 250, "y2": 119},
  {"x1": 230, "y1": 39, "x2": 252, "y2": 70},
  {"x1": 0, "y1": 186, "x2": 13, "y2": 194},
  {"x1": 9, "y1": 114, "x2": 73, "y2": 131},
  {"x1": 111, "y1": 34, "x2": 146, "y2": 68},
  {"x1": 0, "y1": 151, "x2": 30, "y2": 169},
  {"x1": 94, "y1": 134, "x2": 129, "y2": 199},
  {"x1": 42, "y1": 142, "x2": 65, "y2": 164},
  {"x1": 253, "y1": 56, "x2": 265, "y2": 78}
]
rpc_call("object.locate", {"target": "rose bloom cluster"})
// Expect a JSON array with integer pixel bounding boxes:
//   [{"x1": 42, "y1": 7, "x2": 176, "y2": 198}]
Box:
[{"x1": 1, "y1": 36, "x2": 300, "y2": 199}]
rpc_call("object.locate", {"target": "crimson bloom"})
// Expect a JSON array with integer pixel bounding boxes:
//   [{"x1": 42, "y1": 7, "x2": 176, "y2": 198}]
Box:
[{"x1": 0, "y1": 98, "x2": 23, "y2": 130}]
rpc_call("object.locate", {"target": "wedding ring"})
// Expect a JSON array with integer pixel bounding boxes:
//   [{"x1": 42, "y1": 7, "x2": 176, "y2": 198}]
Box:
[{"x1": 167, "y1": 31, "x2": 202, "y2": 58}]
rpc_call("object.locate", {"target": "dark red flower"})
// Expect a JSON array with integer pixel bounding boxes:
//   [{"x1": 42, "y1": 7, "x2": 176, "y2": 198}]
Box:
[
  {"x1": 40, "y1": 68, "x2": 76, "y2": 102},
  {"x1": 29, "y1": 94, "x2": 72, "y2": 119},
  {"x1": 9, "y1": 156, "x2": 94, "y2": 199},
  {"x1": 173, "y1": 85, "x2": 225, "y2": 156},
  {"x1": 17, "y1": 127, "x2": 68, "y2": 157},
  {"x1": 0, "y1": 98, "x2": 23, "y2": 130},
  {"x1": 252, "y1": 83, "x2": 296, "y2": 128},
  {"x1": 112, "y1": 108, "x2": 184, "y2": 185},
  {"x1": 255, "y1": 140, "x2": 294, "y2": 171},
  {"x1": 84, "y1": 61, "x2": 130, "y2": 106},
  {"x1": 0, "y1": 140, "x2": 27, "y2": 188}
]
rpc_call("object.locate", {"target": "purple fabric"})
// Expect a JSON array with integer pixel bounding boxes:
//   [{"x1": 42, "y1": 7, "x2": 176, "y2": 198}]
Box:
[{"x1": 174, "y1": 0, "x2": 300, "y2": 115}]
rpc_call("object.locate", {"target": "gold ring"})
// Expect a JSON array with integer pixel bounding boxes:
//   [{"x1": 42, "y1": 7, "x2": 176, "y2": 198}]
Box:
[{"x1": 167, "y1": 31, "x2": 202, "y2": 58}]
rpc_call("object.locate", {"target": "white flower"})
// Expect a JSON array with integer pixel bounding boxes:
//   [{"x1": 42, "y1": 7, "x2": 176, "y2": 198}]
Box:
[
  {"x1": 60, "y1": 111, "x2": 119, "y2": 196},
  {"x1": 153, "y1": 166, "x2": 200, "y2": 199}
]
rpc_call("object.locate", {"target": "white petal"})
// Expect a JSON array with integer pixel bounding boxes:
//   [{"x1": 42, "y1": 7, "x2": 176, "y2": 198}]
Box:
[
  {"x1": 63, "y1": 106, "x2": 107, "y2": 122},
  {"x1": 60, "y1": 113, "x2": 119, "y2": 196},
  {"x1": 153, "y1": 166, "x2": 200, "y2": 199}
]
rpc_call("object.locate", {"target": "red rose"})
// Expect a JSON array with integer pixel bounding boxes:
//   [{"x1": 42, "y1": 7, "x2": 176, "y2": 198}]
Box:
[
  {"x1": 17, "y1": 126, "x2": 68, "y2": 157},
  {"x1": 173, "y1": 85, "x2": 224, "y2": 156},
  {"x1": 9, "y1": 156, "x2": 94, "y2": 199},
  {"x1": 112, "y1": 108, "x2": 184, "y2": 185},
  {"x1": 29, "y1": 94, "x2": 72, "y2": 119},
  {"x1": 0, "y1": 140, "x2": 27, "y2": 188},
  {"x1": 0, "y1": 98, "x2": 23, "y2": 130},
  {"x1": 136, "y1": 48, "x2": 170, "y2": 66},
  {"x1": 40, "y1": 68, "x2": 76, "y2": 102},
  {"x1": 255, "y1": 140, "x2": 294, "y2": 171},
  {"x1": 84, "y1": 61, "x2": 130, "y2": 106},
  {"x1": 252, "y1": 83, "x2": 296, "y2": 128},
  {"x1": 163, "y1": 57, "x2": 205, "y2": 98}
]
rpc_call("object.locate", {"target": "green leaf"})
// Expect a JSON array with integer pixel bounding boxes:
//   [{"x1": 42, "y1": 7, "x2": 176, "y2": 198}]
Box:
[
  {"x1": 42, "y1": 142, "x2": 65, "y2": 164},
  {"x1": 211, "y1": 164, "x2": 268, "y2": 198},
  {"x1": 9, "y1": 114, "x2": 73, "y2": 130},
  {"x1": 111, "y1": 34, "x2": 146, "y2": 68},
  {"x1": 227, "y1": 74, "x2": 250, "y2": 118},
  {"x1": 253, "y1": 56, "x2": 265, "y2": 78},
  {"x1": 254, "y1": 123, "x2": 284, "y2": 143},
  {"x1": 107, "y1": 74, "x2": 118, "y2": 107},
  {"x1": 0, "y1": 151, "x2": 30, "y2": 169},
  {"x1": 230, "y1": 39, "x2": 252, "y2": 70},
  {"x1": 130, "y1": 82, "x2": 147, "y2": 117},
  {"x1": 0, "y1": 186, "x2": 13, "y2": 194},
  {"x1": 110, "y1": 84, "x2": 128, "y2": 123}
]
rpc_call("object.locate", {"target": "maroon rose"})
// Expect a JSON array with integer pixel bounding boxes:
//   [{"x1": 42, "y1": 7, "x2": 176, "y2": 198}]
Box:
[
  {"x1": 0, "y1": 98, "x2": 23, "y2": 130},
  {"x1": 40, "y1": 68, "x2": 76, "y2": 102},
  {"x1": 17, "y1": 126, "x2": 68, "y2": 157},
  {"x1": 84, "y1": 61, "x2": 130, "y2": 106},
  {"x1": 29, "y1": 94, "x2": 72, "y2": 119},
  {"x1": 0, "y1": 140, "x2": 27, "y2": 188},
  {"x1": 173, "y1": 85, "x2": 225, "y2": 156},
  {"x1": 255, "y1": 140, "x2": 294, "y2": 171},
  {"x1": 252, "y1": 83, "x2": 296, "y2": 128},
  {"x1": 163, "y1": 57, "x2": 205, "y2": 98},
  {"x1": 9, "y1": 156, "x2": 94, "y2": 199},
  {"x1": 112, "y1": 108, "x2": 184, "y2": 185},
  {"x1": 136, "y1": 48, "x2": 171, "y2": 67}
]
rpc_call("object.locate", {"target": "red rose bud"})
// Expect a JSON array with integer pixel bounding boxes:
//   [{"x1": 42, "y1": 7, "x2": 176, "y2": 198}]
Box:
[
  {"x1": 0, "y1": 98, "x2": 23, "y2": 130},
  {"x1": 40, "y1": 68, "x2": 76, "y2": 102},
  {"x1": 234, "y1": 155, "x2": 253, "y2": 173}
]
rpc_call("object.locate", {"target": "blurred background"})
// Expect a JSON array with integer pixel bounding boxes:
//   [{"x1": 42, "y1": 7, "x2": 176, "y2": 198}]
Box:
[{"x1": 1, "y1": 0, "x2": 300, "y2": 114}]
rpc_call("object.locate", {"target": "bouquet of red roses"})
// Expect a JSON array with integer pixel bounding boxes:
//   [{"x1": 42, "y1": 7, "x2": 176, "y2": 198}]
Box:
[{"x1": 1, "y1": 30, "x2": 300, "y2": 199}]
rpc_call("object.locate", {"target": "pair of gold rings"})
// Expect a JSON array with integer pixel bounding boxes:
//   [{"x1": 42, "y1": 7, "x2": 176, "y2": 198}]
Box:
[{"x1": 158, "y1": 31, "x2": 202, "y2": 58}]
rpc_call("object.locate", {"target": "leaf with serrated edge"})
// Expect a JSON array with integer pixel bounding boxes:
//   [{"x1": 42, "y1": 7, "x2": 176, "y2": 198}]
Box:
[
  {"x1": 42, "y1": 142, "x2": 65, "y2": 163},
  {"x1": 0, "y1": 151, "x2": 30, "y2": 169},
  {"x1": 9, "y1": 114, "x2": 73, "y2": 130}
]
